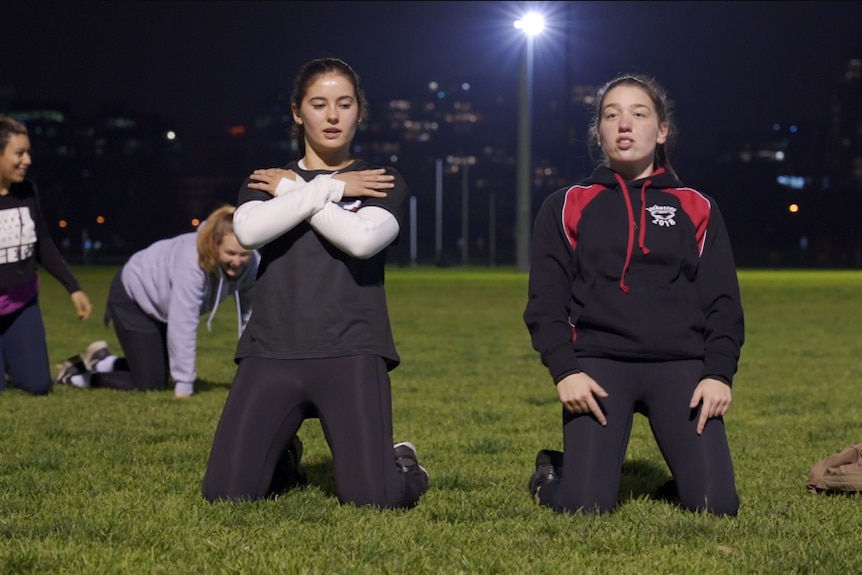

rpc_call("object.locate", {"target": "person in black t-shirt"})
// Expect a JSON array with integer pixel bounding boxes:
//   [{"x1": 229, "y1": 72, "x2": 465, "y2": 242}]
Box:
[{"x1": 202, "y1": 58, "x2": 429, "y2": 508}]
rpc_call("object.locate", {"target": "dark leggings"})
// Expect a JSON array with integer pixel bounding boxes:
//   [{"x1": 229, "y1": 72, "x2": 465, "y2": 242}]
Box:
[
  {"x1": 538, "y1": 358, "x2": 739, "y2": 516},
  {"x1": 0, "y1": 299, "x2": 52, "y2": 395},
  {"x1": 202, "y1": 355, "x2": 427, "y2": 509},
  {"x1": 89, "y1": 271, "x2": 168, "y2": 391}
]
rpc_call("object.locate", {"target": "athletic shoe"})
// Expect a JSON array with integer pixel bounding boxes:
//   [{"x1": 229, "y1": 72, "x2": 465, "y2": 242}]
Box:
[
  {"x1": 55, "y1": 355, "x2": 89, "y2": 388},
  {"x1": 270, "y1": 436, "x2": 308, "y2": 495},
  {"x1": 529, "y1": 449, "x2": 563, "y2": 503},
  {"x1": 82, "y1": 340, "x2": 111, "y2": 371},
  {"x1": 394, "y1": 441, "x2": 430, "y2": 487}
]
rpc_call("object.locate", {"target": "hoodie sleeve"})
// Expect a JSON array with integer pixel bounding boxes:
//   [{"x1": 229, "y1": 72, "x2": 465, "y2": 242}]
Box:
[
  {"x1": 237, "y1": 251, "x2": 259, "y2": 332},
  {"x1": 165, "y1": 253, "x2": 207, "y2": 392},
  {"x1": 523, "y1": 190, "x2": 584, "y2": 384},
  {"x1": 696, "y1": 200, "x2": 745, "y2": 385}
]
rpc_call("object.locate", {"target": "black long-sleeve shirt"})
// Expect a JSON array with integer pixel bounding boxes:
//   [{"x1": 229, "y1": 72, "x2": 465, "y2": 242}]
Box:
[
  {"x1": 0, "y1": 179, "x2": 81, "y2": 293},
  {"x1": 523, "y1": 166, "x2": 744, "y2": 386}
]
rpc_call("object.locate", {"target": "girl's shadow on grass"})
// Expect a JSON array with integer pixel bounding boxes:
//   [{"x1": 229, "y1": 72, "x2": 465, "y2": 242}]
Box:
[
  {"x1": 191, "y1": 379, "x2": 232, "y2": 393},
  {"x1": 302, "y1": 460, "x2": 338, "y2": 498},
  {"x1": 619, "y1": 459, "x2": 678, "y2": 505},
  {"x1": 291, "y1": 457, "x2": 677, "y2": 504}
]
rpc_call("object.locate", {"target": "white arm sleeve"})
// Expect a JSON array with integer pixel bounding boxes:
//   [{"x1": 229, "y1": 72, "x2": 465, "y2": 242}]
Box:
[
  {"x1": 233, "y1": 175, "x2": 346, "y2": 250},
  {"x1": 308, "y1": 205, "x2": 399, "y2": 259}
]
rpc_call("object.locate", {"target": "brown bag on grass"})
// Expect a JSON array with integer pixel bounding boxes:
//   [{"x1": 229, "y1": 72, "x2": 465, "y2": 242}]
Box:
[{"x1": 807, "y1": 442, "x2": 862, "y2": 493}]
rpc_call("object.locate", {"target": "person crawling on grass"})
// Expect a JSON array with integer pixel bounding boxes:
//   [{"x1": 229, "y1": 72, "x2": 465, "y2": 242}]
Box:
[
  {"x1": 0, "y1": 115, "x2": 93, "y2": 396},
  {"x1": 56, "y1": 204, "x2": 258, "y2": 398},
  {"x1": 524, "y1": 74, "x2": 745, "y2": 516},
  {"x1": 201, "y1": 57, "x2": 429, "y2": 507}
]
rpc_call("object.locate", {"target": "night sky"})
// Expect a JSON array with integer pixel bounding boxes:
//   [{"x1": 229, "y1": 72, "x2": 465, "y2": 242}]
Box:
[{"x1": 7, "y1": 1, "x2": 862, "y2": 154}]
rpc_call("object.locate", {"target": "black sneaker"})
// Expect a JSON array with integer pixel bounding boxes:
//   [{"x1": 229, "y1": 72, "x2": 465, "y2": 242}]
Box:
[
  {"x1": 270, "y1": 436, "x2": 308, "y2": 495},
  {"x1": 394, "y1": 441, "x2": 430, "y2": 488},
  {"x1": 55, "y1": 355, "x2": 89, "y2": 388},
  {"x1": 529, "y1": 449, "x2": 563, "y2": 502}
]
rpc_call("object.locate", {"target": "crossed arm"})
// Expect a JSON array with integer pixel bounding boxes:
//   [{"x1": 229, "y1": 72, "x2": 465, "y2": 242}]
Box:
[{"x1": 234, "y1": 168, "x2": 399, "y2": 258}]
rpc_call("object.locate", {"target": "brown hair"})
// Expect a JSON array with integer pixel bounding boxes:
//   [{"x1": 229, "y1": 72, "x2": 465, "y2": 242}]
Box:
[
  {"x1": 196, "y1": 204, "x2": 237, "y2": 274},
  {"x1": 0, "y1": 115, "x2": 28, "y2": 152},
  {"x1": 290, "y1": 57, "x2": 368, "y2": 157},
  {"x1": 587, "y1": 74, "x2": 678, "y2": 179}
]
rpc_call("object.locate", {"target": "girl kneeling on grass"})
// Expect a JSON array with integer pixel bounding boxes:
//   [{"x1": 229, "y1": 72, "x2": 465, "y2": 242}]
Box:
[
  {"x1": 524, "y1": 74, "x2": 745, "y2": 516},
  {"x1": 201, "y1": 57, "x2": 429, "y2": 507},
  {"x1": 56, "y1": 204, "x2": 258, "y2": 398},
  {"x1": 0, "y1": 115, "x2": 93, "y2": 395}
]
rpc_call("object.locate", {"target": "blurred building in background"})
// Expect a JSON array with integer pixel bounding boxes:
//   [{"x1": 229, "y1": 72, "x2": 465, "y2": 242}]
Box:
[{"x1": 3, "y1": 57, "x2": 860, "y2": 268}]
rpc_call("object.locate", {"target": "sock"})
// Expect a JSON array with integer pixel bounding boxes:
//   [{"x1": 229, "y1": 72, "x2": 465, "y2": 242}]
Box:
[
  {"x1": 95, "y1": 355, "x2": 118, "y2": 372},
  {"x1": 70, "y1": 374, "x2": 88, "y2": 388}
]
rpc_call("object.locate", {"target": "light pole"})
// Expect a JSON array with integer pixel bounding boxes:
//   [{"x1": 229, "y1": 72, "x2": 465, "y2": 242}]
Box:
[{"x1": 514, "y1": 11, "x2": 544, "y2": 273}]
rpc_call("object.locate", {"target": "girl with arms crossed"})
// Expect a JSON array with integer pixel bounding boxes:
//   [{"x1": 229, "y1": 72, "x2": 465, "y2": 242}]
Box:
[{"x1": 202, "y1": 58, "x2": 429, "y2": 507}]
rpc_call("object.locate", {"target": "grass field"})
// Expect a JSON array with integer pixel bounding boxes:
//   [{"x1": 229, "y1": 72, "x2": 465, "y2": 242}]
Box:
[{"x1": 2, "y1": 266, "x2": 862, "y2": 574}]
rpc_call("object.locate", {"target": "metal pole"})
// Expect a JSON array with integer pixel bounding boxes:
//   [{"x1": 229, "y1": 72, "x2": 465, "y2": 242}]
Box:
[
  {"x1": 435, "y1": 158, "x2": 443, "y2": 266},
  {"x1": 489, "y1": 191, "x2": 496, "y2": 267},
  {"x1": 515, "y1": 36, "x2": 534, "y2": 272},
  {"x1": 409, "y1": 196, "x2": 417, "y2": 267},
  {"x1": 461, "y1": 163, "x2": 469, "y2": 266}
]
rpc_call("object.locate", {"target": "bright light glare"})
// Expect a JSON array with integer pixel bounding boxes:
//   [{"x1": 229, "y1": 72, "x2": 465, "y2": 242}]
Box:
[{"x1": 514, "y1": 12, "x2": 545, "y2": 36}]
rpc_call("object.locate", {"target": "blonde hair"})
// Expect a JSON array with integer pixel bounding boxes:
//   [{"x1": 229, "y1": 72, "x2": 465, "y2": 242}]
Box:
[{"x1": 196, "y1": 204, "x2": 237, "y2": 274}]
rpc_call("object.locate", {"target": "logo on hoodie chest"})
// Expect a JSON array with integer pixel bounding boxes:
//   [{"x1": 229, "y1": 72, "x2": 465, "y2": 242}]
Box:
[{"x1": 646, "y1": 205, "x2": 677, "y2": 227}]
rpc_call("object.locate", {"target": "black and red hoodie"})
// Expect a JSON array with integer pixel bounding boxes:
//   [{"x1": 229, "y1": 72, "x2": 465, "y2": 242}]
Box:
[{"x1": 523, "y1": 165, "x2": 744, "y2": 387}]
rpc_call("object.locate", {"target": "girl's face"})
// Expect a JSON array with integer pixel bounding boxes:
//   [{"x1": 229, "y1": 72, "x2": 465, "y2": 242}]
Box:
[
  {"x1": 217, "y1": 233, "x2": 252, "y2": 278},
  {"x1": 0, "y1": 134, "x2": 32, "y2": 189},
  {"x1": 292, "y1": 72, "x2": 360, "y2": 158},
  {"x1": 597, "y1": 84, "x2": 668, "y2": 180}
]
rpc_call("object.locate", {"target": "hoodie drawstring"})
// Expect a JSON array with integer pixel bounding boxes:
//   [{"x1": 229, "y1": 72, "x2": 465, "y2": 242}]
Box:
[
  {"x1": 613, "y1": 173, "x2": 652, "y2": 293},
  {"x1": 205, "y1": 271, "x2": 245, "y2": 338},
  {"x1": 234, "y1": 290, "x2": 242, "y2": 338},
  {"x1": 206, "y1": 273, "x2": 225, "y2": 333},
  {"x1": 638, "y1": 179, "x2": 652, "y2": 257}
]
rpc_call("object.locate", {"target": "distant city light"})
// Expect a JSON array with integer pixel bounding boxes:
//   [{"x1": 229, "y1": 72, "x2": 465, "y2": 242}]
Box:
[
  {"x1": 58, "y1": 220, "x2": 68, "y2": 228},
  {"x1": 165, "y1": 130, "x2": 177, "y2": 140},
  {"x1": 514, "y1": 12, "x2": 545, "y2": 36},
  {"x1": 777, "y1": 175, "x2": 806, "y2": 189},
  {"x1": 191, "y1": 218, "x2": 201, "y2": 227},
  {"x1": 96, "y1": 215, "x2": 105, "y2": 224},
  {"x1": 788, "y1": 203, "x2": 800, "y2": 213}
]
